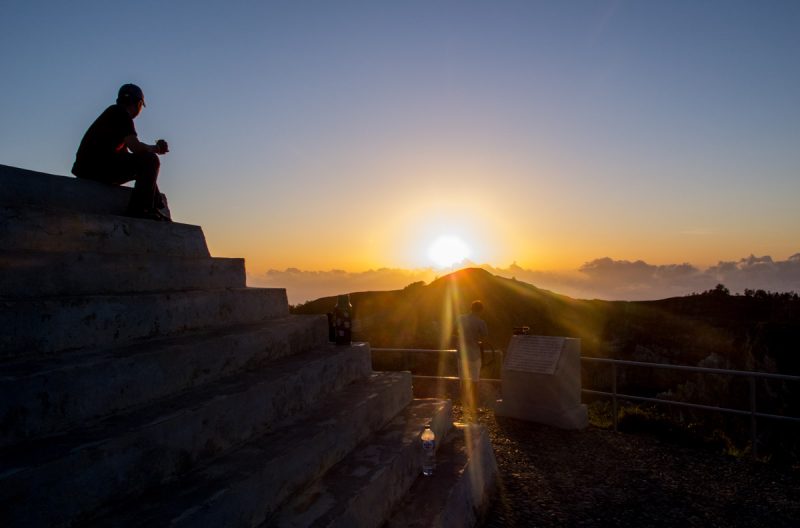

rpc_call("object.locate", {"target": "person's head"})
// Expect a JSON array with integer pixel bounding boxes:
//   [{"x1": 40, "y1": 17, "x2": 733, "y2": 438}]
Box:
[
  {"x1": 117, "y1": 83, "x2": 145, "y2": 117},
  {"x1": 471, "y1": 300, "x2": 484, "y2": 314}
]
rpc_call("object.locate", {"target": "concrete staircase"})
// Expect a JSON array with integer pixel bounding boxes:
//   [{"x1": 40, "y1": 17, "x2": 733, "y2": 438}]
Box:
[{"x1": 0, "y1": 164, "x2": 497, "y2": 527}]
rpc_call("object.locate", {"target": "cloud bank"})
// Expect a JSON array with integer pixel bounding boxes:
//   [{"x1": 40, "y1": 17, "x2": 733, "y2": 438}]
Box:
[
  {"x1": 249, "y1": 268, "x2": 439, "y2": 305},
  {"x1": 249, "y1": 254, "x2": 800, "y2": 305}
]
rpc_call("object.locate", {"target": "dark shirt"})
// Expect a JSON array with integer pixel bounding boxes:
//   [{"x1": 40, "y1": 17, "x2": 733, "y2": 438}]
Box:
[{"x1": 72, "y1": 104, "x2": 136, "y2": 178}]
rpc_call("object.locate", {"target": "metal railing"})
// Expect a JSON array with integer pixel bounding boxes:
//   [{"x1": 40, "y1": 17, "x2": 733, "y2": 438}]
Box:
[
  {"x1": 372, "y1": 348, "x2": 457, "y2": 371},
  {"x1": 371, "y1": 347, "x2": 502, "y2": 372},
  {"x1": 372, "y1": 347, "x2": 800, "y2": 458},
  {"x1": 581, "y1": 357, "x2": 800, "y2": 458}
]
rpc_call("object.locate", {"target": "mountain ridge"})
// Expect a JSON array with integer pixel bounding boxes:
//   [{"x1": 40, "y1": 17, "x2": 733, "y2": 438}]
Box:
[{"x1": 292, "y1": 267, "x2": 800, "y2": 377}]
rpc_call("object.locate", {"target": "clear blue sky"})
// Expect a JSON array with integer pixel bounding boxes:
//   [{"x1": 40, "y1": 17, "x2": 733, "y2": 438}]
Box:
[{"x1": 2, "y1": 1, "x2": 798, "y2": 275}]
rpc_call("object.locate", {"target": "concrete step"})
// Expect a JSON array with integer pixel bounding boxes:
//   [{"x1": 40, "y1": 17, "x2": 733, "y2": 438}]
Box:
[
  {"x1": 0, "y1": 205, "x2": 210, "y2": 257},
  {"x1": 410, "y1": 376, "x2": 502, "y2": 408},
  {"x1": 267, "y1": 398, "x2": 453, "y2": 528},
  {"x1": 0, "y1": 163, "x2": 131, "y2": 215},
  {"x1": 94, "y1": 371, "x2": 413, "y2": 528},
  {"x1": 0, "y1": 287, "x2": 289, "y2": 359},
  {"x1": 0, "y1": 344, "x2": 374, "y2": 528},
  {"x1": 0, "y1": 315, "x2": 328, "y2": 447},
  {"x1": 0, "y1": 250, "x2": 246, "y2": 297},
  {"x1": 384, "y1": 424, "x2": 498, "y2": 528}
]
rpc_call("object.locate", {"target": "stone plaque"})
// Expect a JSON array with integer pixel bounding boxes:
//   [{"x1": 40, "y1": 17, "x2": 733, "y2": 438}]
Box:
[{"x1": 504, "y1": 335, "x2": 565, "y2": 374}]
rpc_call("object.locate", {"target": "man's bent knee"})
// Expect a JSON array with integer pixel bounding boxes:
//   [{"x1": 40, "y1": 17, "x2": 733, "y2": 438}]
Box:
[
  {"x1": 132, "y1": 151, "x2": 160, "y2": 178},
  {"x1": 133, "y1": 151, "x2": 160, "y2": 167}
]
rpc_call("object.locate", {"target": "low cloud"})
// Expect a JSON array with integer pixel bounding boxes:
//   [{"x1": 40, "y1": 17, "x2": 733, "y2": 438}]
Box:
[
  {"x1": 249, "y1": 267, "x2": 439, "y2": 305},
  {"x1": 705, "y1": 254, "x2": 800, "y2": 294},
  {"x1": 572, "y1": 258, "x2": 707, "y2": 299},
  {"x1": 491, "y1": 254, "x2": 800, "y2": 301},
  {"x1": 250, "y1": 253, "x2": 800, "y2": 304}
]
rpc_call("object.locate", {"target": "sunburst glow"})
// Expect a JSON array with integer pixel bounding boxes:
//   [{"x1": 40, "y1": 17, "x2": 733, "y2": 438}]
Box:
[{"x1": 428, "y1": 236, "x2": 471, "y2": 268}]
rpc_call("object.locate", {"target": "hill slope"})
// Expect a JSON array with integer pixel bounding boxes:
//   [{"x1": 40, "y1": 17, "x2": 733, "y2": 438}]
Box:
[
  {"x1": 293, "y1": 268, "x2": 800, "y2": 376},
  {"x1": 295, "y1": 268, "x2": 800, "y2": 460}
]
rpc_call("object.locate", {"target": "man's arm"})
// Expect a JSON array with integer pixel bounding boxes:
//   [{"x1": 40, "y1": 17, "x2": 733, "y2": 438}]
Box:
[{"x1": 124, "y1": 134, "x2": 169, "y2": 155}]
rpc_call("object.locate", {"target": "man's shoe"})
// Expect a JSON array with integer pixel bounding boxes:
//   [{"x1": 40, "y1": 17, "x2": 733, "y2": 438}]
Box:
[
  {"x1": 153, "y1": 209, "x2": 173, "y2": 222},
  {"x1": 127, "y1": 208, "x2": 172, "y2": 222}
]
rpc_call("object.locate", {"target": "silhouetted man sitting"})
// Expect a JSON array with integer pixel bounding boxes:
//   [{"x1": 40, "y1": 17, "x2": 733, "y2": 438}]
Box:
[{"x1": 72, "y1": 83, "x2": 170, "y2": 221}]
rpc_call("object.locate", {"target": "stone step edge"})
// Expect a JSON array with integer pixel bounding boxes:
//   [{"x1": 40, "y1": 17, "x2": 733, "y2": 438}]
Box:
[
  {"x1": 0, "y1": 315, "x2": 328, "y2": 447},
  {"x1": 268, "y1": 398, "x2": 454, "y2": 528},
  {"x1": 0, "y1": 204, "x2": 210, "y2": 258},
  {"x1": 0, "y1": 201, "x2": 196, "y2": 227},
  {"x1": 0, "y1": 163, "x2": 132, "y2": 215},
  {"x1": 93, "y1": 371, "x2": 413, "y2": 528},
  {"x1": 0, "y1": 341, "x2": 368, "y2": 471},
  {"x1": 0, "y1": 345, "x2": 374, "y2": 528},
  {"x1": 0, "y1": 314, "x2": 322, "y2": 372},
  {"x1": 0, "y1": 250, "x2": 246, "y2": 297},
  {"x1": 0, "y1": 287, "x2": 290, "y2": 359},
  {"x1": 384, "y1": 423, "x2": 499, "y2": 528},
  {"x1": 0, "y1": 285, "x2": 279, "y2": 303}
]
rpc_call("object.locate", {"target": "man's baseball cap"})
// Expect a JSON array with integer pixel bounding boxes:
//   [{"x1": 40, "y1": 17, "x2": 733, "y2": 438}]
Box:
[{"x1": 118, "y1": 83, "x2": 146, "y2": 106}]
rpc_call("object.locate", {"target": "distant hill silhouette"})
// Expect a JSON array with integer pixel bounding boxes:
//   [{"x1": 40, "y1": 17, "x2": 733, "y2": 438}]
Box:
[
  {"x1": 293, "y1": 268, "x2": 800, "y2": 376},
  {"x1": 294, "y1": 268, "x2": 800, "y2": 461}
]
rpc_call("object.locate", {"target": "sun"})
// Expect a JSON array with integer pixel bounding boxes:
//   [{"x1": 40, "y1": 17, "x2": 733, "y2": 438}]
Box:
[{"x1": 427, "y1": 235, "x2": 471, "y2": 268}]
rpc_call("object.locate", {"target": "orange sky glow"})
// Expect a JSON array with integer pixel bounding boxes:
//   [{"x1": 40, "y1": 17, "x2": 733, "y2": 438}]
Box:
[{"x1": 2, "y1": 3, "x2": 798, "y2": 301}]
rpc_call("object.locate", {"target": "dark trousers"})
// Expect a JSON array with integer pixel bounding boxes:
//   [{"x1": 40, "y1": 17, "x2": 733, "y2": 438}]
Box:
[{"x1": 75, "y1": 151, "x2": 161, "y2": 213}]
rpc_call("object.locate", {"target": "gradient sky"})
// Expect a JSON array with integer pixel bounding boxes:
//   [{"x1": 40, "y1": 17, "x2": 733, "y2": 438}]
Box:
[{"x1": 2, "y1": 1, "x2": 799, "y2": 278}]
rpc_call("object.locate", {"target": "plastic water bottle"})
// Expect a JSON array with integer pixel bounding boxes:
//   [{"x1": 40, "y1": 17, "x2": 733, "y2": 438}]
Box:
[{"x1": 421, "y1": 426, "x2": 435, "y2": 476}]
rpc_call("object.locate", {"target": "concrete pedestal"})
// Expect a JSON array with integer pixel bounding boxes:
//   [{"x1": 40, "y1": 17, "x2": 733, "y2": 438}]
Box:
[{"x1": 495, "y1": 336, "x2": 588, "y2": 429}]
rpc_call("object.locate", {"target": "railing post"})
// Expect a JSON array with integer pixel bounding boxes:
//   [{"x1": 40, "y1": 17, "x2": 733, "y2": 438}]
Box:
[
  {"x1": 612, "y1": 362, "x2": 618, "y2": 432},
  {"x1": 749, "y1": 375, "x2": 758, "y2": 459}
]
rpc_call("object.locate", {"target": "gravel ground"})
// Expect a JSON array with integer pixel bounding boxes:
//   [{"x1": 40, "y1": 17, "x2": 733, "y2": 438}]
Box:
[{"x1": 451, "y1": 406, "x2": 800, "y2": 528}]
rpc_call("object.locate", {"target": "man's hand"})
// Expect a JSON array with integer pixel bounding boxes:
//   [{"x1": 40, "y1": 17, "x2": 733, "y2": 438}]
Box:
[{"x1": 123, "y1": 134, "x2": 169, "y2": 155}]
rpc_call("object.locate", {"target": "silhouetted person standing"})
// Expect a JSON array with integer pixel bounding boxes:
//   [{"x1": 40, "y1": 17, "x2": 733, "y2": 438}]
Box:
[
  {"x1": 72, "y1": 83, "x2": 170, "y2": 221},
  {"x1": 457, "y1": 300, "x2": 488, "y2": 418}
]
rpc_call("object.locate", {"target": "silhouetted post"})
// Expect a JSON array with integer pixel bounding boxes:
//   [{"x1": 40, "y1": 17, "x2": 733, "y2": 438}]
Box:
[
  {"x1": 333, "y1": 294, "x2": 352, "y2": 346},
  {"x1": 749, "y1": 375, "x2": 758, "y2": 458},
  {"x1": 612, "y1": 363, "x2": 618, "y2": 432},
  {"x1": 326, "y1": 312, "x2": 335, "y2": 342}
]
